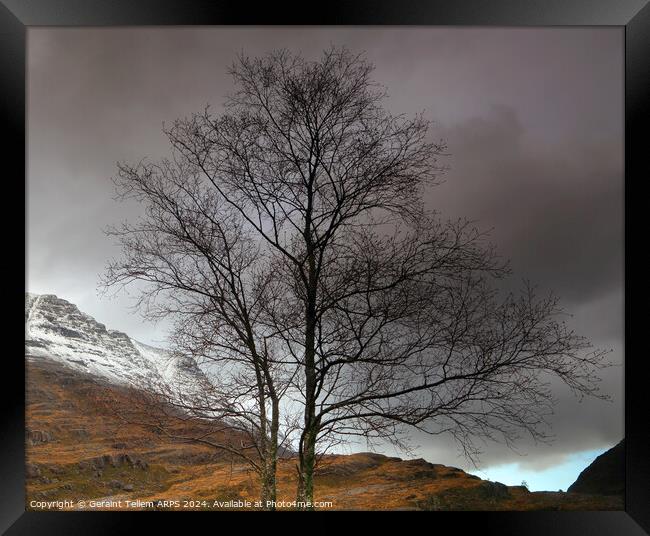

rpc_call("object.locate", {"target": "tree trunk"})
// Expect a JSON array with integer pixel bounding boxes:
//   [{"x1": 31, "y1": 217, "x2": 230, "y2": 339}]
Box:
[
  {"x1": 261, "y1": 397, "x2": 280, "y2": 510},
  {"x1": 296, "y1": 427, "x2": 316, "y2": 508},
  {"x1": 260, "y1": 453, "x2": 277, "y2": 510},
  {"x1": 297, "y1": 291, "x2": 317, "y2": 508},
  {"x1": 298, "y1": 183, "x2": 318, "y2": 509}
]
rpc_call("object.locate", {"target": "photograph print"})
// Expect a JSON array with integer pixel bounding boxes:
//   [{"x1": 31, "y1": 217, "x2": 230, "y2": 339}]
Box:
[{"x1": 26, "y1": 26, "x2": 624, "y2": 511}]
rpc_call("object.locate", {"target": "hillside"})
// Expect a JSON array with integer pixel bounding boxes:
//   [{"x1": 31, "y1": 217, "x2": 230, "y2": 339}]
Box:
[
  {"x1": 568, "y1": 440, "x2": 625, "y2": 496},
  {"x1": 26, "y1": 358, "x2": 623, "y2": 511}
]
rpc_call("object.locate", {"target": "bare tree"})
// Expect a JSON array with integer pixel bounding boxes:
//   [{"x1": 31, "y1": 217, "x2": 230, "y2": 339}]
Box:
[
  {"x1": 101, "y1": 162, "x2": 297, "y2": 508},
  {"x1": 112, "y1": 47, "x2": 609, "y2": 508}
]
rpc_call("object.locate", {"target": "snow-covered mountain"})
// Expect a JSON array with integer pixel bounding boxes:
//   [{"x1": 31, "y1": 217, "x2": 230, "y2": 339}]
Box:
[{"x1": 25, "y1": 292, "x2": 205, "y2": 391}]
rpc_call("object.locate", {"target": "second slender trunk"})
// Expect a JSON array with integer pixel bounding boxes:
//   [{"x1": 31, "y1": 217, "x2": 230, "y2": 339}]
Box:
[{"x1": 260, "y1": 397, "x2": 280, "y2": 510}]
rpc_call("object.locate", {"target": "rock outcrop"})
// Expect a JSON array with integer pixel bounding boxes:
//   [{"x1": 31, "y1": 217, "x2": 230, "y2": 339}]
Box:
[
  {"x1": 78, "y1": 453, "x2": 149, "y2": 472},
  {"x1": 26, "y1": 429, "x2": 54, "y2": 446}
]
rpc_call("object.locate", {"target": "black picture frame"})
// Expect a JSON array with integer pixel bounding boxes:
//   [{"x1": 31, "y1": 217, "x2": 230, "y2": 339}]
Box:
[{"x1": 2, "y1": 0, "x2": 647, "y2": 532}]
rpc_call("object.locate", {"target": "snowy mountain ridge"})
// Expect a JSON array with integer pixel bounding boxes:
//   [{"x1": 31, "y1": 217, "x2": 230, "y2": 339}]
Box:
[{"x1": 25, "y1": 292, "x2": 204, "y2": 391}]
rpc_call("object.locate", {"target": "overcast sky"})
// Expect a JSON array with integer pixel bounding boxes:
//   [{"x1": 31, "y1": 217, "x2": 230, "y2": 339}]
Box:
[{"x1": 27, "y1": 27, "x2": 623, "y2": 489}]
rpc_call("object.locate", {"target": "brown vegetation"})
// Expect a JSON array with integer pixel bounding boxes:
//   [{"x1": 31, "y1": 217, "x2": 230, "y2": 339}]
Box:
[{"x1": 25, "y1": 358, "x2": 622, "y2": 511}]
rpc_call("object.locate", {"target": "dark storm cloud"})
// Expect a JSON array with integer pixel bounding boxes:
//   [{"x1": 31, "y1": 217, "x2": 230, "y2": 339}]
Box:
[
  {"x1": 432, "y1": 106, "x2": 623, "y2": 305},
  {"x1": 27, "y1": 27, "x2": 623, "y2": 472}
]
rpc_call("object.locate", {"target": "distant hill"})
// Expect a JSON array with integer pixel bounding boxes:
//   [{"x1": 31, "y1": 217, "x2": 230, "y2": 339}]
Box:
[{"x1": 568, "y1": 440, "x2": 625, "y2": 496}]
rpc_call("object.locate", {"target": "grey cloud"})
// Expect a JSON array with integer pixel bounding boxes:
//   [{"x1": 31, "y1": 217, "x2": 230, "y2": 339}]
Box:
[{"x1": 430, "y1": 105, "x2": 623, "y2": 306}]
